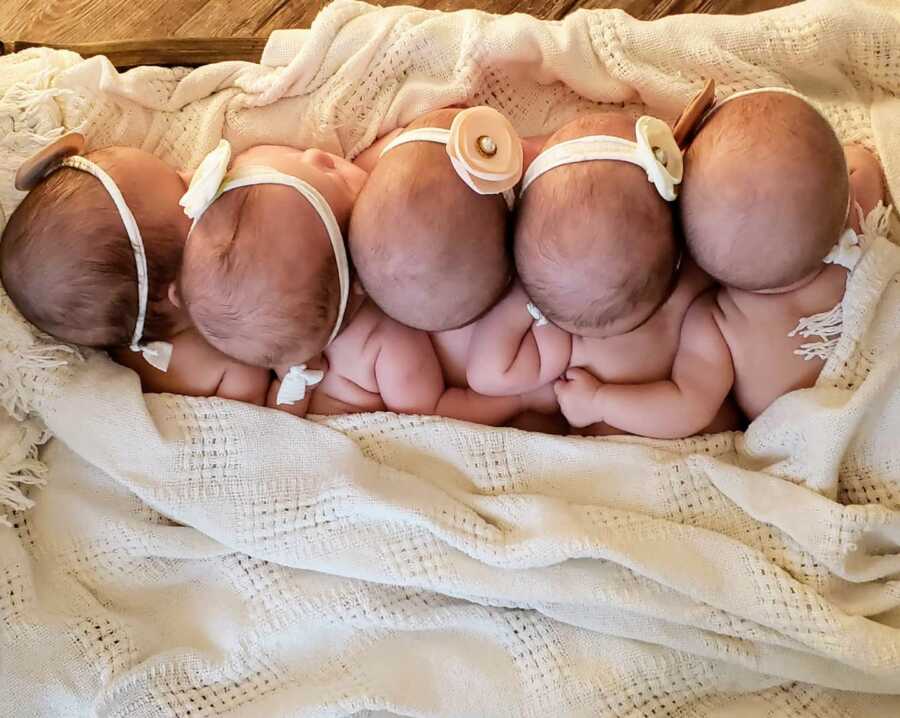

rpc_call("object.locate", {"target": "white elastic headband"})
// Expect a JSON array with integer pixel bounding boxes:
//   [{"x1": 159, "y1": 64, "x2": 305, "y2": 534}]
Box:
[
  {"x1": 180, "y1": 141, "x2": 351, "y2": 405},
  {"x1": 520, "y1": 116, "x2": 683, "y2": 201},
  {"x1": 380, "y1": 128, "x2": 517, "y2": 210},
  {"x1": 60, "y1": 156, "x2": 172, "y2": 372},
  {"x1": 214, "y1": 166, "x2": 351, "y2": 347}
]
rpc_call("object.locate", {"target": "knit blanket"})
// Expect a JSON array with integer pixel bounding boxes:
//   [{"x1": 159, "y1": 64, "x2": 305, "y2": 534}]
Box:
[{"x1": 2, "y1": 1, "x2": 900, "y2": 715}]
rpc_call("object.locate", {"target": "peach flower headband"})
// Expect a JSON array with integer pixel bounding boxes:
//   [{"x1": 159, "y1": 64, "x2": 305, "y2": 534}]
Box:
[{"x1": 379, "y1": 106, "x2": 524, "y2": 209}]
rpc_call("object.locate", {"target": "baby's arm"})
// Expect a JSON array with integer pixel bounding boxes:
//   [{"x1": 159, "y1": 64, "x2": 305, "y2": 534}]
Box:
[
  {"x1": 467, "y1": 283, "x2": 572, "y2": 396},
  {"x1": 554, "y1": 293, "x2": 733, "y2": 439},
  {"x1": 215, "y1": 363, "x2": 273, "y2": 405},
  {"x1": 844, "y1": 145, "x2": 885, "y2": 230},
  {"x1": 114, "y1": 330, "x2": 270, "y2": 405},
  {"x1": 375, "y1": 322, "x2": 524, "y2": 425}
]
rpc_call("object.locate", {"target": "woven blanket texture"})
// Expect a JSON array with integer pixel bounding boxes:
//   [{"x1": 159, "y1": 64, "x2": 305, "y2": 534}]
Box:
[{"x1": 1, "y1": 0, "x2": 900, "y2": 715}]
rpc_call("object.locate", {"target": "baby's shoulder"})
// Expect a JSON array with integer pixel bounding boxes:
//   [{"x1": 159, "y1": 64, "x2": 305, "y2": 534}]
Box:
[{"x1": 330, "y1": 300, "x2": 423, "y2": 356}]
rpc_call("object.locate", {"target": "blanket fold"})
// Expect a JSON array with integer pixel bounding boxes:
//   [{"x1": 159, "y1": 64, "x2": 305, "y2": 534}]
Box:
[{"x1": 2, "y1": 0, "x2": 900, "y2": 715}]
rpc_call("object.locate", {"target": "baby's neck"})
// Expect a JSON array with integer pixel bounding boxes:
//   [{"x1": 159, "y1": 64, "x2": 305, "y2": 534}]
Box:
[{"x1": 753, "y1": 266, "x2": 826, "y2": 296}]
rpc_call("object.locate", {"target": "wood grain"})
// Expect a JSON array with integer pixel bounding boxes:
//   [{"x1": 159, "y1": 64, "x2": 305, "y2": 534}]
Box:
[
  {"x1": 0, "y1": 0, "x2": 800, "y2": 63},
  {"x1": 4, "y1": 38, "x2": 267, "y2": 67}
]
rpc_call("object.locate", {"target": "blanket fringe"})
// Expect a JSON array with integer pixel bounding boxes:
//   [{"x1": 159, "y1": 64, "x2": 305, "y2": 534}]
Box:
[
  {"x1": 857, "y1": 201, "x2": 893, "y2": 245},
  {"x1": 0, "y1": 417, "x2": 49, "y2": 527},
  {"x1": 790, "y1": 304, "x2": 844, "y2": 361},
  {"x1": 0, "y1": 301, "x2": 79, "y2": 421},
  {"x1": 789, "y1": 202, "x2": 894, "y2": 361}
]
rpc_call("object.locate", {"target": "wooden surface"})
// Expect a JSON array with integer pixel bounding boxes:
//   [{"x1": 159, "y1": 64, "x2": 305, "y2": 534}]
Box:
[{"x1": 1, "y1": 0, "x2": 798, "y2": 45}]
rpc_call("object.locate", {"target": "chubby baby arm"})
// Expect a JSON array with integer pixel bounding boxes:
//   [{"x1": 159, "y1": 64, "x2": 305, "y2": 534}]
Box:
[
  {"x1": 375, "y1": 320, "x2": 525, "y2": 425},
  {"x1": 216, "y1": 362, "x2": 272, "y2": 405},
  {"x1": 554, "y1": 294, "x2": 734, "y2": 439},
  {"x1": 467, "y1": 283, "x2": 572, "y2": 396},
  {"x1": 115, "y1": 330, "x2": 271, "y2": 405}
]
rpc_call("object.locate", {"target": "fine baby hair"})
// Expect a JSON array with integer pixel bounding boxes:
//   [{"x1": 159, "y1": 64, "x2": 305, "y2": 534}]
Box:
[
  {"x1": 1, "y1": 133, "x2": 189, "y2": 368},
  {"x1": 515, "y1": 111, "x2": 684, "y2": 338},
  {"x1": 349, "y1": 106, "x2": 524, "y2": 331},
  {"x1": 178, "y1": 141, "x2": 356, "y2": 405}
]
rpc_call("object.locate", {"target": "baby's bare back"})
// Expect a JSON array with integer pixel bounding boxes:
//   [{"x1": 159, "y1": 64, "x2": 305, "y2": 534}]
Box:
[
  {"x1": 715, "y1": 265, "x2": 848, "y2": 419},
  {"x1": 570, "y1": 262, "x2": 717, "y2": 435},
  {"x1": 571, "y1": 261, "x2": 713, "y2": 383}
]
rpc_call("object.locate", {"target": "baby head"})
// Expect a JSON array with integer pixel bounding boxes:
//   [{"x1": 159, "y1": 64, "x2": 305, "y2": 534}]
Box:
[
  {"x1": 515, "y1": 112, "x2": 680, "y2": 338},
  {"x1": 179, "y1": 144, "x2": 367, "y2": 369},
  {"x1": 349, "y1": 107, "x2": 520, "y2": 331},
  {"x1": 1, "y1": 137, "x2": 191, "y2": 347},
  {"x1": 681, "y1": 90, "x2": 849, "y2": 291}
]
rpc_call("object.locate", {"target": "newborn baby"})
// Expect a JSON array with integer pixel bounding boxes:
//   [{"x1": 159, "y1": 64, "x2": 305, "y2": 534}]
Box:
[
  {"x1": 1, "y1": 135, "x2": 270, "y2": 403},
  {"x1": 679, "y1": 89, "x2": 885, "y2": 420},
  {"x1": 349, "y1": 106, "x2": 522, "y2": 331},
  {"x1": 304, "y1": 289, "x2": 552, "y2": 424},
  {"x1": 340, "y1": 106, "x2": 561, "y2": 426},
  {"x1": 469, "y1": 110, "x2": 739, "y2": 438},
  {"x1": 178, "y1": 141, "x2": 367, "y2": 410}
]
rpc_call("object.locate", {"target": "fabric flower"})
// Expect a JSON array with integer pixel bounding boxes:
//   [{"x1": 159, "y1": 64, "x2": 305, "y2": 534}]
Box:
[
  {"x1": 180, "y1": 139, "x2": 232, "y2": 220},
  {"x1": 276, "y1": 364, "x2": 325, "y2": 406},
  {"x1": 446, "y1": 107, "x2": 524, "y2": 196},
  {"x1": 634, "y1": 116, "x2": 683, "y2": 201}
]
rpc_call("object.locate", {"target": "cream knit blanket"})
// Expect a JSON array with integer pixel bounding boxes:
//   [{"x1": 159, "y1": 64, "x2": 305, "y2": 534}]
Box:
[{"x1": 2, "y1": 1, "x2": 900, "y2": 715}]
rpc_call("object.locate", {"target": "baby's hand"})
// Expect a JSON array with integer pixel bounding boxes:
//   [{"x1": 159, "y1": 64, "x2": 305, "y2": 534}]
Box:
[{"x1": 553, "y1": 368, "x2": 603, "y2": 428}]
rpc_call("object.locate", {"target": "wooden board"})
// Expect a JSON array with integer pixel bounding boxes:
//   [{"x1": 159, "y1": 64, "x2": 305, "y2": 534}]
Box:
[{"x1": 0, "y1": 0, "x2": 798, "y2": 66}]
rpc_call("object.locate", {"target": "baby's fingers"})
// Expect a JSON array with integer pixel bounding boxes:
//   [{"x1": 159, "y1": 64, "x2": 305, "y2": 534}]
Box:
[
  {"x1": 553, "y1": 379, "x2": 568, "y2": 397},
  {"x1": 564, "y1": 367, "x2": 591, "y2": 383}
]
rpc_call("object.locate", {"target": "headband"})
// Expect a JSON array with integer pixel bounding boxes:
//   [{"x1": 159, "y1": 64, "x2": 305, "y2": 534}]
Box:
[
  {"x1": 15, "y1": 142, "x2": 173, "y2": 372},
  {"x1": 180, "y1": 140, "x2": 350, "y2": 406},
  {"x1": 521, "y1": 116, "x2": 683, "y2": 201},
  {"x1": 379, "y1": 106, "x2": 524, "y2": 210},
  {"x1": 65, "y1": 157, "x2": 173, "y2": 371}
]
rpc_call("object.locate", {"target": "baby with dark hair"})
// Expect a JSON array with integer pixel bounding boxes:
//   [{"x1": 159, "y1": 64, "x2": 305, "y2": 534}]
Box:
[{"x1": 1, "y1": 135, "x2": 270, "y2": 403}]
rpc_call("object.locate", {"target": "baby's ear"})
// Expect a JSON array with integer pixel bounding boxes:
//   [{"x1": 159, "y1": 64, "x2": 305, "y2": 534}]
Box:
[
  {"x1": 672, "y1": 79, "x2": 716, "y2": 149},
  {"x1": 167, "y1": 282, "x2": 182, "y2": 308},
  {"x1": 15, "y1": 133, "x2": 86, "y2": 191}
]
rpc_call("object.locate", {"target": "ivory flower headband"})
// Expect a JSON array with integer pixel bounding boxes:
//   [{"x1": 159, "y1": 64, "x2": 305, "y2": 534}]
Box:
[
  {"x1": 521, "y1": 116, "x2": 684, "y2": 201},
  {"x1": 180, "y1": 140, "x2": 350, "y2": 406},
  {"x1": 380, "y1": 106, "x2": 524, "y2": 209},
  {"x1": 15, "y1": 133, "x2": 173, "y2": 372}
]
